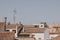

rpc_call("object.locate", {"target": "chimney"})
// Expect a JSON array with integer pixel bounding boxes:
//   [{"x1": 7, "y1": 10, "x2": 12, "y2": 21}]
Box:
[
  {"x1": 44, "y1": 22, "x2": 49, "y2": 40},
  {"x1": 4, "y1": 17, "x2": 7, "y2": 31}
]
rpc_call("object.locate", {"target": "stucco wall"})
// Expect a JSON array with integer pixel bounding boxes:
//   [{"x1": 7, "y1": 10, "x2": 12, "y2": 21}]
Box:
[
  {"x1": 32, "y1": 33, "x2": 44, "y2": 40},
  {"x1": 50, "y1": 34, "x2": 59, "y2": 39}
]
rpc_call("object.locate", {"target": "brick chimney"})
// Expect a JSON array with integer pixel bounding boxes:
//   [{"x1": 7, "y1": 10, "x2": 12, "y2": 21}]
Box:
[{"x1": 4, "y1": 17, "x2": 7, "y2": 31}]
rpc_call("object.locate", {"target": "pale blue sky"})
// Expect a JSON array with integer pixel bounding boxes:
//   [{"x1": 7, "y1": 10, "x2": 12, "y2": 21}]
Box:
[{"x1": 0, "y1": 0, "x2": 60, "y2": 24}]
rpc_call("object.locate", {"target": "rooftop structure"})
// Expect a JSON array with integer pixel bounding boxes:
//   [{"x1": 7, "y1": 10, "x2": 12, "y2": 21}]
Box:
[{"x1": 0, "y1": 21, "x2": 60, "y2": 40}]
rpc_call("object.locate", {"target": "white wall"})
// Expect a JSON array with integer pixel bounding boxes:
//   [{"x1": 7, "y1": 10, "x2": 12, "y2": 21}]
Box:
[
  {"x1": 32, "y1": 33, "x2": 44, "y2": 40},
  {"x1": 50, "y1": 34, "x2": 59, "y2": 39},
  {"x1": 44, "y1": 28, "x2": 49, "y2": 40},
  {"x1": 33, "y1": 24, "x2": 44, "y2": 28},
  {"x1": 39, "y1": 24, "x2": 44, "y2": 28}
]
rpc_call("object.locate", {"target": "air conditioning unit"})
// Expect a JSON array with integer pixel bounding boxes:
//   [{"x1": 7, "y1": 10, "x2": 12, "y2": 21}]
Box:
[{"x1": 39, "y1": 24, "x2": 44, "y2": 28}]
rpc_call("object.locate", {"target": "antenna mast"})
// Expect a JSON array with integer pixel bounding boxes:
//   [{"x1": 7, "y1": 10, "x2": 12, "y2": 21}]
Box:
[{"x1": 13, "y1": 8, "x2": 16, "y2": 23}]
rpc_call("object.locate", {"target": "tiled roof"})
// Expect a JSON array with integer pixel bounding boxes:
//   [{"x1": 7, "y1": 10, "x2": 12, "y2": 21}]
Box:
[
  {"x1": 48, "y1": 24, "x2": 60, "y2": 34},
  {"x1": 6, "y1": 24, "x2": 60, "y2": 34},
  {"x1": 24, "y1": 28, "x2": 44, "y2": 33},
  {"x1": 50, "y1": 32, "x2": 60, "y2": 34},
  {"x1": 0, "y1": 22, "x2": 5, "y2": 27},
  {"x1": 6, "y1": 23, "x2": 23, "y2": 29},
  {"x1": 6, "y1": 24, "x2": 17, "y2": 29},
  {"x1": 49, "y1": 24, "x2": 60, "y2": 28},
  {"x1": 6, "y1": 24, "x2": 37, "y2": 29},
  {"x1": 0, "y1": 31, "x2": 14, "y2": 34},
  {"x1": 23, "y1": 25, "x2": 35, "y2": 28},
  {"x1": 53, "y1": 24, "x2": 60, "y2": 28},
  {"x1": 19, "y1": 28, "x2": 44, "y2": 35}
]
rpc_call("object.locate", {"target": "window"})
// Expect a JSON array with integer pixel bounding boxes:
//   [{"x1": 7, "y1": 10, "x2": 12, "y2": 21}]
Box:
[
  {"x1": 18, "y1": 34, "x2": 30, "y2": 37},
  {"x1": 34, "y1": 25, "x2": 39, "y2": 28},
  {"x1": 12, "y1": 30, "x2": 16, "y2": 33},
  {"x1": 6, "y1": 30, "x2": 9, "y2": 31},
  {"x1": 31, "y1": 35, "x2": 35, "y2": 38}
]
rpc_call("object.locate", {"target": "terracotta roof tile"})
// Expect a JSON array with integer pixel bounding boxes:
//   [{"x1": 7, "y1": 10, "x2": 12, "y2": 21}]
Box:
[
  {"x1": 50, "y1": 32, "x2": 60, "y2": 34},
  {"x1": 51, "y1": 24, "x2": 60, "y2": 28},
  {"x1": 7, "y1": 24, "x2": 17, "y2": 29},
  {"x1": 19, "y1": 28, "x2": 44, "y2": 35},
  {"x1": 24, "y1": 28, "x2": 44, "y2": 33},
  {"x1": 6, "y1": 23, "x2": 23, "y2": 29},
  {"x1": 23, "y1": 25, "x2": 35, "y2": 28}
]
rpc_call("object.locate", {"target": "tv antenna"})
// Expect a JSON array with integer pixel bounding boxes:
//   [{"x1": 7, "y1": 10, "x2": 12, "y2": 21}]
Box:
[{"x1": 13, "y1": 8, "x2": 16, "y2": 23}]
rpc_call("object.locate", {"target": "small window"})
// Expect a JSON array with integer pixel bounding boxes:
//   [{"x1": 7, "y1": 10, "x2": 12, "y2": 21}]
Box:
[
  {"x1": 6, "y1": 30, "x2": 9, "y2": 31},
  {"x1": 34, "y1": 25, "x2": 39, "y2": 28},
  {"x1": 12, "y1": 30, "x2": 16, "y2": 33},
  {"x1": 18, "y1": 34, "x2": 30, "y2": 37},
  {"x1": 31, "y1": 35, "x2": 35, "y2": 38}
]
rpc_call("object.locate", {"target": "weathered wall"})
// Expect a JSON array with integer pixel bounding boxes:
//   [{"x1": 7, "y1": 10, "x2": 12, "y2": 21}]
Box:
[{"x1": 0, "y1": 32, "x2": 15, "y2": 40}]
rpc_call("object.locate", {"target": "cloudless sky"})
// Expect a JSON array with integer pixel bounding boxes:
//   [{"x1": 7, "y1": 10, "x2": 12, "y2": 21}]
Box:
[{"x1": 0, "y1": 0, "x2": 60, "y2": 24}]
